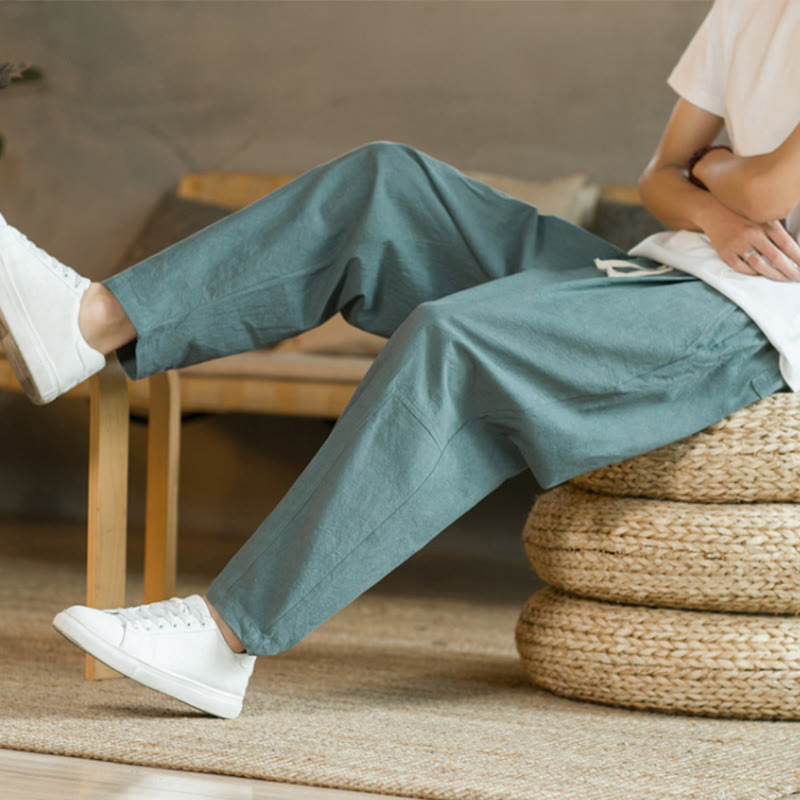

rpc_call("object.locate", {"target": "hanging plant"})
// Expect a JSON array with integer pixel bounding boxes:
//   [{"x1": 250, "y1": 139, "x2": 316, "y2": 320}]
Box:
[{"x1": 0, "y1": 62, "x2": 44, "y2": 158}]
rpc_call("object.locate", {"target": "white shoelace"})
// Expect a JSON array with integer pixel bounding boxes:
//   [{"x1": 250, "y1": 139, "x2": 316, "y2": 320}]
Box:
[
  {"x1": 116, "y1": 597, "x2": 211, "y2": 633},
  {"x1": 8, "y1": 226, "x2": 84, "y2": 290}
]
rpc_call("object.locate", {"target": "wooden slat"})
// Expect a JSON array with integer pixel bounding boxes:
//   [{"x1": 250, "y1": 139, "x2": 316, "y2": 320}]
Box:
[
  {"x1": 0, "y1": 352, "x2": 364, "y2": 416},
  {"x1": 599, "y1": 184, "x2": 642, "y2": 205},
  {"x1": 0, "y1": 356, "x2": 20, "y2": 393},
  {"x1": 0, "y1": 353, "x2": 152, "y2": 414},
  {"x1": 179, "y1": 170, "x2": 644, "y2": 212},
  {"x1": 86, "y1": 355, "x2": 130, "y2": 680},
  {"x1": 144, "y1": 372, "x2": 181, "y2": 604},
  {"x1": 177, "y1": 375, "x2": 357, "y2": 418},
  {"x1": 177, "y1": 171, "x2": 299, "y2": 210},
  {"x1": 177, "y1": 351, "x2": 374, "y2": 382}
]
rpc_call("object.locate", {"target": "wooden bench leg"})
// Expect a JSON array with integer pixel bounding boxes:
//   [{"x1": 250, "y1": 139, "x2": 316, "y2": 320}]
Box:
[
  {"x1": 86, "y1": 355, "x2": 130, "y2": 680},
  {"x1": 144, "y1": 371, "x2": 181, "y2": 604}
]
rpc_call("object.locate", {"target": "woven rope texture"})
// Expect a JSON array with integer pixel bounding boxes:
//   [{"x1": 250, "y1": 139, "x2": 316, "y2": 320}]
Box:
[
  {"x1": 523, "y1": 485, "x2": 800, "y2": 614},
  {"x1": 571, "y1": 392, "x2": 800, "y2": 502},
  {"x1": 515, "y1": 588, "x2": 800, "y2": 720}
]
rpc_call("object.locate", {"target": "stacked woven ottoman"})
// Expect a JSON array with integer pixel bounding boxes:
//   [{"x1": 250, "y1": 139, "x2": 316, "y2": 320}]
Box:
[{"x1": 515, "y1": 392, "x2": 800, "y2": 720}]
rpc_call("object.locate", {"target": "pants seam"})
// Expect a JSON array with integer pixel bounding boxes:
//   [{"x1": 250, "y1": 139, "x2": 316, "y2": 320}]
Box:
[
  {"x1": 394, "y1": 394, "x2": 445, "y2": 451},
  {"x1": 212, "y1": 389, "x2": 442, "y2": 607},
  {"x1": 229, "y1": 416, "x2": 453, "y2": 650}
]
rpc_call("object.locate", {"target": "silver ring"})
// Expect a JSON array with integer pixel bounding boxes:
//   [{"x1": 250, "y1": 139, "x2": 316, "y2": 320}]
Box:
[{"x1": 742, "y1": 248, "x2": 757, "y2": 260}]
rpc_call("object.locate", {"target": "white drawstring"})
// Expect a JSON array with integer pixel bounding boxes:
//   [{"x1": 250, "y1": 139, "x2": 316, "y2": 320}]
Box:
[{"x1": 594, "y1": 257, "x2": 674, "y2": 278}]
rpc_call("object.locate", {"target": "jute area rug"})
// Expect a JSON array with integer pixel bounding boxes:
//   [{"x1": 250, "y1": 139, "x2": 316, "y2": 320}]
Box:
[{"x1": 2, "y1": 517, "x2": 799, "y2": 800}]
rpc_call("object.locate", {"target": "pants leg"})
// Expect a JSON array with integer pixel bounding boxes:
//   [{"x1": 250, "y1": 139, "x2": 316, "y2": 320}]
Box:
[
  {"x1": 100, "y1": 140, "x2": 624, "y2": 655},
  {"x1": 101, "y1": 140, "x2": 624, "y2": 379},
  {"x1": 206, "y1": 296, "x2": 530, "y2": 656},
  {"x1": 101, "y1": 139, "x2": 783, "y2": 657},
  {"x1": 207, "y1": 267, "x2": 783, "y2": 657}
]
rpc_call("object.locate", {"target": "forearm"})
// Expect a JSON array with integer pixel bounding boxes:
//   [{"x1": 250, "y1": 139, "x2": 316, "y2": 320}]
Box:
[
  {"x1": 693, "y1": 129, "x2": 800, "y2": 223},
  {"x1": 693, "y1": 150, "x2": 783, "y2": 222},
  {"x1": 639, "y1": 151, "x2": 800, "y2": 282},
  {"x1": 637, "y1": 99, "x2": 800, "y2": 280},
  {"x1": 637, "y1": 161, "x2": 730, "y2": 234}
]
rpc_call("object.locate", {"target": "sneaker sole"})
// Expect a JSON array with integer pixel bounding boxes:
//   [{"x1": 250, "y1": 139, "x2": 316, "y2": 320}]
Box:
[
  {"x1": 0, "y1": 251, "x2": 57, "y2": 405},
  {"x1": 52, "y1": 610, "x2": 244, "y2": 720}
]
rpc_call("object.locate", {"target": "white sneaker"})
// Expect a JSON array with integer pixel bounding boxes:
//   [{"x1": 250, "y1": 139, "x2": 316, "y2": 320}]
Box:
[
  {"x1": 53, "y1": 595, "x2": 256, "y2": 719},
  {"x1": 0, "y1": 212, "x2": 106, "y2": 404}
]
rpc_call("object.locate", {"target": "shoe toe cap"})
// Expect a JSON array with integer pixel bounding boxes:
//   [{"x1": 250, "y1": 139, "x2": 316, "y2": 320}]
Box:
[{"x1": 54, "y1": 604, "x2": 125, "y2": 648}]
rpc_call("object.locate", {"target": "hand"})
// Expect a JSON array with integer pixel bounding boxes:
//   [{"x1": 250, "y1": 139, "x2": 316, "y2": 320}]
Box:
[{"x1": 701, "y1": 205, "x2": 800, "y2": 281}]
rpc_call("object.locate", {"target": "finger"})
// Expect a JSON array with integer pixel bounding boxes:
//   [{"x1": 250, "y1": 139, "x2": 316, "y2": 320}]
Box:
[
  {"x1": 746, "y1": 250, "x2": 789, "y2": 281},
  {"x1": 733, "y1": 238, "x2": 785, "y2": 279},
  {"x1": 755, "y1": 235, "x2": 800, "y2": 281},
  {"x1": 725, "y1": 252, "x2": 759, "y2": 275},
  {"x1": 765, "y1": 222, "x2": 800, "y2": 272}
]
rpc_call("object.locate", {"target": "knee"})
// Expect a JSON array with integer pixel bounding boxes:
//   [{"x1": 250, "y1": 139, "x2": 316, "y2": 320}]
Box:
[
  {"x1": 358, "y1": 139, "x2": 419, "y2": 161},
  {"x1": 402, "y1": 299, "x2": 510, "y2": 380},
  {"x1": 401, "y1": 300, "x2": 463, "y2": 351},
  {"x1": 345, "y1": 141, "x2": 422, "y2": 181},
  {"x1": 393, "y1": 301, "x2": 493, "y2": 416}
]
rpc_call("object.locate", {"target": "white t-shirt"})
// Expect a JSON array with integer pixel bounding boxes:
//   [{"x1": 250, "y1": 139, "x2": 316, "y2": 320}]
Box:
[{"x1": 624, "y1": 0, "x2": 800, "y2": 390}]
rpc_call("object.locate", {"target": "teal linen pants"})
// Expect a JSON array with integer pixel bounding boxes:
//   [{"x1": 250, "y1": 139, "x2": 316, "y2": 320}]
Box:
[{"x1": 103, "y1": 141, "x2": 785, "y2": 656}]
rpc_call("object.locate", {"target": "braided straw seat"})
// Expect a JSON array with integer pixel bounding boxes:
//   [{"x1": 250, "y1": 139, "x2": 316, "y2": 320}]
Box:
[
  {"x1": 523, "y1": 485, "x2": 800, "y2": 614},
  {"x1": 515, "y1": 588, "x2": 800, "y2": 720},
  {"x1": 571, "y1": 392, "x2": 800, "y2": 503}
]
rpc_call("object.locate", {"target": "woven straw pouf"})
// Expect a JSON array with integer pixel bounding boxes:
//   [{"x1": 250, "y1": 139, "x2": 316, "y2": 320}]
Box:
[
  {"x1": 515, "y1": 392, "x2": 800, "y2": 719},
  {"x1": 523, "y1": 485, "x2": 800, "y2": 613},
  {"x1": 571, "y1": 392, "x2": 800, "y2": 503},
  {"x1": 515, "y1": 588, "x2": 800, "y2": 720}
]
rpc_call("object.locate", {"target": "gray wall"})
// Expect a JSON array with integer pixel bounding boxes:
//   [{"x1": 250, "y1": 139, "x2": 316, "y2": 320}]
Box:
[
  {"x1": 0, "y1": 1, "x2": 710, "y2": 551},
  {"x1": 1, "y1": 1, "x2": 710, "y2": 280}
]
